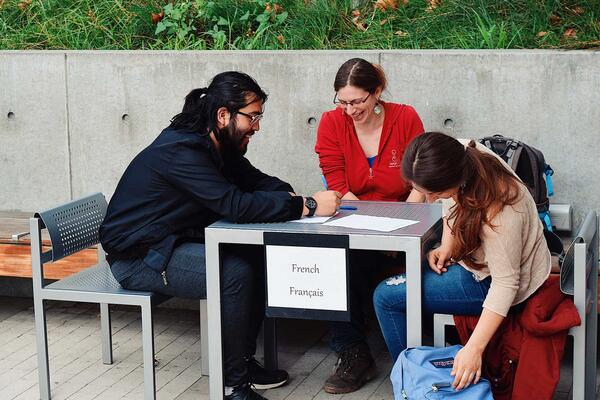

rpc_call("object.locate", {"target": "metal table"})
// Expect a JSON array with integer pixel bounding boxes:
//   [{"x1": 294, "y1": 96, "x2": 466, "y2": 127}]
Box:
[{"x1": 205, "y1": 201, "x2": 442, "y2": 398}]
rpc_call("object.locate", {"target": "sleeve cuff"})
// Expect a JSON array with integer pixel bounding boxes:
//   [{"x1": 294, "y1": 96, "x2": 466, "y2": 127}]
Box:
[
  {"x1": 482, "y1": 285, "x2": 518, "y2": 317},
  {"x1": 289, "y1": 195, "x2": 304, "y2": 220}
]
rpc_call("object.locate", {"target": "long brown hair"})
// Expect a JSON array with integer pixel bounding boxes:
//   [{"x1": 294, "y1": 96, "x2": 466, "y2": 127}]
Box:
[{"x1": 402, "y1": 132, "x2": 522, "y2": 269}]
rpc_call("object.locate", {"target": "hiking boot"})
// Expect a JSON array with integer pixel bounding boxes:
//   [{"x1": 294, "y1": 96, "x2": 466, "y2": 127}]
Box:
[
  {"x1": 323, "y1": 342, "x2": 376, "y2": 394},
  {"x1": 225, "y1": 383, "x2": 268, "y2": 400},
  {"x1": 247, "y1": 357, "x2": 289, "y2": 390}
]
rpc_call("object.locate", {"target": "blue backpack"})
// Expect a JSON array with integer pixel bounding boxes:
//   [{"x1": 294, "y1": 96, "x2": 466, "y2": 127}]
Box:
[{"x1": 391, "y1": 345, "x2": 494, "y2": 400}]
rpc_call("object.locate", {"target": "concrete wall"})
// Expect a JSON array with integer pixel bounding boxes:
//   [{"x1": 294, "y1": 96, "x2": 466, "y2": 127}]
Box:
[{"x1": 0, "y1": 50, "x2": 598, "y2": 227}]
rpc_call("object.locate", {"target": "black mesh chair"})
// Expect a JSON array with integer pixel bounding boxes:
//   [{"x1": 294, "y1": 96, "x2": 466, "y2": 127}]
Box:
[{"x1": 31, "y1": 193, "x2": 209, "y2": 400}]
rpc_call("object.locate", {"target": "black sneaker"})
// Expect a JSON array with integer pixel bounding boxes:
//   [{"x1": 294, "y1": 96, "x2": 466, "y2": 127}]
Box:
[
  {"x1": 225, "y1": 383, "x2": 268, "y2": 400},
  {"x1": 247, "y1": 357, "x2": 289, "y2": 390},
  {"x1": 323, "y1": 342, "x2": 376, "y2": 394}
]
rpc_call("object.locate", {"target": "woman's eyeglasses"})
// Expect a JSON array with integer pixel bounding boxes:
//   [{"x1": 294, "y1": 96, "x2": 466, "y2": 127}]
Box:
[{"x1": 333, "y1": 93, "x2": 371, "y2": 107}]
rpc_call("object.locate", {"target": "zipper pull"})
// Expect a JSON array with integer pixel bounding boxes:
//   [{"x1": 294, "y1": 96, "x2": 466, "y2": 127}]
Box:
[
  {"x1": 161, "y1": 270, "x2": 168, "y2": 286},
  {"x1": 369, "y1": 167, "x2": 373, "y2": 179}
]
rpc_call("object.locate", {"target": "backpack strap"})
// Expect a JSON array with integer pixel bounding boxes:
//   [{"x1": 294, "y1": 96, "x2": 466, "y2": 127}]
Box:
[
  {"x1": 545, "y1": 164, "x2": 554, "y2": 197},
  {"x1": 506, "y1": 143, "x2": 522, "y2": 171},
  {"x1": 521, "y1": 145, "x2": 549, "y2": 211}
]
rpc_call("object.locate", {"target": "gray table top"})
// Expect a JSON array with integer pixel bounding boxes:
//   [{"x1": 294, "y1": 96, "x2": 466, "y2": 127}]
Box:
[{"x1": 207, "y1": 201, "x2": 442, "y2": 238}]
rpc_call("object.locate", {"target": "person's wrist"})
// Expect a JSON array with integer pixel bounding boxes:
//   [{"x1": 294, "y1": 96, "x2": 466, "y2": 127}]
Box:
[
  {"x1": 465, "y1": 340, "x2": 485, "y2": 354},
  {"x1": 305, "y1": 196, "x2": 317, "y2": 217}
]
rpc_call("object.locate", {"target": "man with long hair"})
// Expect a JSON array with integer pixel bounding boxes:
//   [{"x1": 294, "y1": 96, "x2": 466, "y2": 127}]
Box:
[{"x1": 99, "y1": 71, "x2": 341, "y2": 400}]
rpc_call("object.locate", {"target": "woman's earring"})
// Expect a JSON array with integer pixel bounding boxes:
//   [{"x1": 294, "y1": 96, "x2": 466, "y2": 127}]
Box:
[{"x1": 373, "y1": 102, "x2": 382, "y2": 115}]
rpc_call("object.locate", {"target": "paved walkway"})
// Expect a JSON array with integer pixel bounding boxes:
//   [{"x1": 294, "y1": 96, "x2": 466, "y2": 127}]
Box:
[{"x1": 0, "y1": 296, "x2": 595, "y2": 399}]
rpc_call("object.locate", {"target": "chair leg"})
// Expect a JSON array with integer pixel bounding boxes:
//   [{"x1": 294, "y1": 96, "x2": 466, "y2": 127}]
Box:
[
  {"x1": 141, "y1": 301, "x2": 156, "y2": 400},
  {"x1": 100, "y1": 303, "x2": 113, "y2": 364},
  {"x1": 433, "y1": 314, "x2": 455, "y2": 348},
  {"x1": 571, "y1": 327, "x2": 586, "y2": 400},
  {"x1": 200, "y1": 299, "x2": 209, "y2": 376},
  {"x1": 584, "y1": 308, "x2": 597, "y2": 399},
  {"x1": 34, "y1": 296, "x2": 51, "y2": 400}
]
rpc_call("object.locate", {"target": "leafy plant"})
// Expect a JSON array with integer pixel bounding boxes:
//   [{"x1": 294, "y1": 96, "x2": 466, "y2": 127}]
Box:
[{"x1": 153, "y1": 0, "x2": 289, "y2": 50}]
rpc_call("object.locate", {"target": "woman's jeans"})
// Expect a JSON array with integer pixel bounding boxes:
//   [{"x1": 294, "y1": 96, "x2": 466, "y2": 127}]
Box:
[
  {"x1": 373, "y1": 263, "x2": 491, "y2": 362},
  {"x1": 110, "y1": 242, "x2": 264, "y2": 387}
]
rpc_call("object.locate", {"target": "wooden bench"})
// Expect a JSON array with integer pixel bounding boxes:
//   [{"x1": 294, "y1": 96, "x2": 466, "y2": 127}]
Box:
[{"x1": 0, "y1": 211, "x2": 97, "y2": 280}]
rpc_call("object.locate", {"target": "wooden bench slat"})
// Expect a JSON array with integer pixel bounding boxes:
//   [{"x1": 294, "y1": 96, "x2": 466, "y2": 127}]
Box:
[{"x1": 0, "y1": 243, "x2": 97, "y2": 280}]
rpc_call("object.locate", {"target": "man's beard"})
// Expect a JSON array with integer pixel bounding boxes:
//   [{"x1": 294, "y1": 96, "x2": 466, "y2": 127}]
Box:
[{"x1": 217, "y1": 119, "x2": 250, "y2": 158}]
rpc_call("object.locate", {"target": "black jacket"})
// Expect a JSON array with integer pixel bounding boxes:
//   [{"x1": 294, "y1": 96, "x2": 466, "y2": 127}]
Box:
[{"x1": 99, "y1": 127, "x2": 303, "y2": 273}]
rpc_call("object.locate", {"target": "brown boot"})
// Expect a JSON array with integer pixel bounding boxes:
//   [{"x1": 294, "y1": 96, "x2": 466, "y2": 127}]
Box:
[{"x1": 323, "y1": 342, "x2": 376, "y2": 394}]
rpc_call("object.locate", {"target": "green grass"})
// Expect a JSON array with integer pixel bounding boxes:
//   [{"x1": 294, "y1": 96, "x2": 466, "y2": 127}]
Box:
[{"x1": 1, "y1": 0, "x2": 599, "y2": 50}]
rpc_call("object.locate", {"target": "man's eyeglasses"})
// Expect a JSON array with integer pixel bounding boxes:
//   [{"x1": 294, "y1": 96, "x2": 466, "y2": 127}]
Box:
[
  {"x1": 236, "y1": 110, "x2": 263, "y2": 126},
  {"x1": 333, "y1": 93, "x2": 371, "y2": 107}
]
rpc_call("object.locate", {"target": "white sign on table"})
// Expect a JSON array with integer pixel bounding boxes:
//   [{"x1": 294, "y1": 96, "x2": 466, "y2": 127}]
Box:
[{"x1": 265, "y1": 245, "x2": 347, "y2": 312}]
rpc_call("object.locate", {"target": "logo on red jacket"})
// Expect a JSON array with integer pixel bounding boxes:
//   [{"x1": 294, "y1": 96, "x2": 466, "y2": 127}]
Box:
[{"x1": 389, "y1": 149, "x2": 401, "y2": 168}]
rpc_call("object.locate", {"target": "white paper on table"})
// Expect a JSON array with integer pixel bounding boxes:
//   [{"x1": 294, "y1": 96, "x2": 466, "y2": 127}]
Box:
[
  {"x1": 291, "y1": 216, "x2": 332, "y2": 224},
  {"x1": 322, "y1": 214, "x2": 419, "y2": 232}
]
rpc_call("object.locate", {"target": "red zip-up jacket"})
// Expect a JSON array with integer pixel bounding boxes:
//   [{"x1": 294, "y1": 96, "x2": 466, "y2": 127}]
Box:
[
  {"x1": 315, "y1": 102, "x2": 424, "y2": 201},
  {"x1": 454, "y1": 276, "x2": 581, "y2": 400}
]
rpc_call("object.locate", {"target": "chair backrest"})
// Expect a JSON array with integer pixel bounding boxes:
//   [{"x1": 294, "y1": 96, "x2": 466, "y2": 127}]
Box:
[
  {"x1": 34, "y1": 193, "x2": 108, "y2": 262},
  {"x1": 560, "y1": 210, "x2": 599, "y2": 296}
]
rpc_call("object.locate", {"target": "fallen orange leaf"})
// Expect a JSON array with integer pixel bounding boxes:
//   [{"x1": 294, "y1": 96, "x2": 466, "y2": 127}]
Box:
[
  {"x1": 563, "y1": 28, "x2": 577, "y2": 38},
  {"x1": 151, "y1": 11, "x2": 164, "y2": 24},
  {"x1": 395, "y1": 30, "x2": 409, "y2": 37},
  {"x1": 351, "y1": 9, "x2": 361, "y2": 17},
  {"x1": 426, "y1": 0, "x2": 442, "y2": 12},
  {"x1": 549, "y1": 14, "x2": 562, "y2": 26},
  {"x1": 352, "y1": 16, "x2": 368, "y2": 31},
  {"x1": 570, "y1": 6, "x2": 585, "y2": 16},
  {"x1": 277, "y1": 35, "x2": 285, "y2": 43},
  {"x1": 17, "y1": 0, "x2": 31, "y2": 11},
  {"x1": 375, "y1": 0, "x2": 398, "y2": 12},
  {"x1": 537, "y1": 31, "x2": 547, "y2": 37},
  {"x1": 273, "y1": 3, "x2": 283, "y2": 14}
]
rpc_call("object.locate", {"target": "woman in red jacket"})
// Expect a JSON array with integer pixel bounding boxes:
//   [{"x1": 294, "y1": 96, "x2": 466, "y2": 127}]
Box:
[
  {"x1": 314, "y1": 58, "x2": 425, "y2": 394},
  {"x1": 315, "y1": 58, "x2": 425, "y2": 202}
]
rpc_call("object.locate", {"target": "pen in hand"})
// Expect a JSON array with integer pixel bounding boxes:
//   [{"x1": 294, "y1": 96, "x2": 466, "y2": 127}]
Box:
[{"x1": 321, "y1": 176, "x2": 356, "y2": 210}]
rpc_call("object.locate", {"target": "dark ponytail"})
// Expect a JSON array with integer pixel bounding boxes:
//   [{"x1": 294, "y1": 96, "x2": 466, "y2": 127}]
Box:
[{"x1": 169, "y1": 71, "x2": 268, "y2": 135}]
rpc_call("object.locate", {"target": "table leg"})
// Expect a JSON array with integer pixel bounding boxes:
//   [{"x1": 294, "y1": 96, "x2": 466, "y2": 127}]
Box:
[
  {"x1": 405, "y1": 237, "x2": 423, "y2": 347},
  {"x1": 263, "y1": 318, "x2": 278, "y2": 370},
  {"x1": 205, "y1": 234, "x2": 224, "y2": 398}
]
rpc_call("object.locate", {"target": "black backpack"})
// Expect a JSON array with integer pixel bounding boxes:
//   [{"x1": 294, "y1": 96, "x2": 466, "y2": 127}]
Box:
[{"x1": 478, "y1": 135, "x2": 563, "y2": 254}]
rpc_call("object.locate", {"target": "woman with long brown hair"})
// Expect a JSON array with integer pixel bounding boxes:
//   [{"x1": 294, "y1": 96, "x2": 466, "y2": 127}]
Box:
[{"x1": 373, "y1": 132, "x2": 551, "y2": 391}]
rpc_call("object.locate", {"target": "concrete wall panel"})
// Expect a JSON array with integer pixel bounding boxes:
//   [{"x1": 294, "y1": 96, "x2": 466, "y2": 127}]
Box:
[
  {"x1": 0, "y1": 52, "x2": 70, "y2": 211},
  {"x1": 67, "y1": 52, "x2": 194, "y2": 199},
  {"x1": 0, "y1": 50, "x2": 598, "y2": 228},
  {"x1": 381, "y1": 50, "x2": 600, "y2": 225}
]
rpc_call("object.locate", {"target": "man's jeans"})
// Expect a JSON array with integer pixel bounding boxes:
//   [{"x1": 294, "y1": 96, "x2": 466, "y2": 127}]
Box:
[
  {"x1": 373, "y1": 263, "x2": 491, "y2": 362},
  {"x1": 110, "y1": 242, "x2": 264, "y2": 387}
]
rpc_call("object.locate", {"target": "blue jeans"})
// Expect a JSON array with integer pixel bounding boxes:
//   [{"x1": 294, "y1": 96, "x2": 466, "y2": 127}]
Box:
[
  {"x1": 373, "y1": 263, "x2": 491, "y2": 362},
  {"x1": 110, "y1": 243, "x2": 264, "y2": 387}
]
